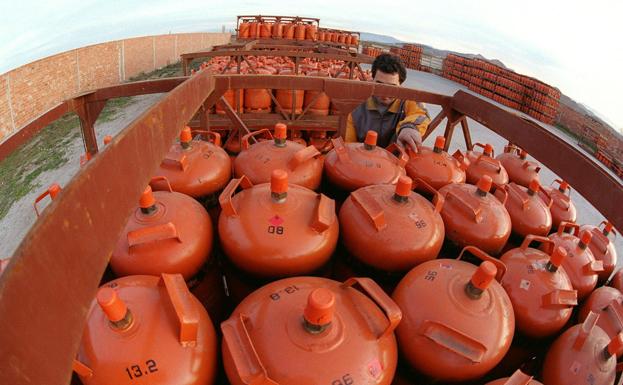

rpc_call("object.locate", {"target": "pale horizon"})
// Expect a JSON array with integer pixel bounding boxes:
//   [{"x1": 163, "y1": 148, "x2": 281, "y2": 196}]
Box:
[{"x1": 2, "y1": 0, "x2": 621, "y2": 131}]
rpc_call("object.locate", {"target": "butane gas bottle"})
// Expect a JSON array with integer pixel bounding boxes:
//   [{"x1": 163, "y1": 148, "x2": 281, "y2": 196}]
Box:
[
  {"x1": 339, "y1": 176, "x2": 444, "y2": 273},
  {"x1": 580, "y1": 221, "x2": 618, "y2": 283},
  {"x1": 539, "y1": 179, "x2": 577, "y2": 231},
  {"x1": 219, "y1": 169, "x2": 338, "y2": 278},
  {"x1": 579, "y1": 286, "x2": 623, "y2": 339},
  {"x1": 324, "y1": 131, "x2": 407, "y2": 192},
  {"x1": 234, "y1": 124, "x2": 323, "y2": 190},
  {"x1": 495, "y1": 179, "x2": 552, "y2": 238},
  {"x1": 222, "y1": 276, "x2": 401, "y2": 385},
  {"x1": 500, "y1": 235, "x2": 577, "y2": 338},
  {"x1": 405, "y1": 136, "x2": 466, "y2": 191},
  {"x1": 152, "y1": 127, "x2": 231, "y2": 200},
  {"x1": 485, "y1": 369, "x2": 543, "y2": 385},
  {"x1": 438, "y1": 175, "x2": 512, "y2": 255},
  {"x1": 496, "y1": 145, "x2": 541, "y2": 188},
  {"x1": 393, "y1": 246, "x2": 514, "y2": 382},
  {"x1": 111, "y1": 180, "x2": 212, "y2": 281},
  {"x1": 542, "y1": 312, "x2": 623, "y2": 385},
  {"x1": 73, "y1": 274, "x2": 217, "y2": 385},
  {"x1": 464, "y1": 143, "x2": 509, "y2": 186},
  {"x1": 545, "y1": 222, "x2": 603, "y2": 300}
]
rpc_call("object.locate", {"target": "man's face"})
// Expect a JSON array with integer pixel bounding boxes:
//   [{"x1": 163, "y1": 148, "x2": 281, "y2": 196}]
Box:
[{"x1": 373, "y1": 70, "x2": 401, "y2": 106}]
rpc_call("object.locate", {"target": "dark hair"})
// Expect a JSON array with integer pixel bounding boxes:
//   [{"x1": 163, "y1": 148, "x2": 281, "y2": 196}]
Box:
[{"x1": 371, "y1": 53, "x2": 407, "y2": 84}]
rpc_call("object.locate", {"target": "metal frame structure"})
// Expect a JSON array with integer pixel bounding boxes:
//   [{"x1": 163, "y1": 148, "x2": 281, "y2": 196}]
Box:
[
  {"x1": 181, "y1": 44, "x2": 371, "y2": 77},
  {"x1": 1, "y1": 69, "x2": 622, "y2": 385}
]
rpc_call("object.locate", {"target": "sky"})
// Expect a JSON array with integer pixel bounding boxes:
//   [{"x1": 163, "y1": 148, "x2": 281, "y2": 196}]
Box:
[{"x1": 1, "y1": 0, "x2": 622, "y2": 130}]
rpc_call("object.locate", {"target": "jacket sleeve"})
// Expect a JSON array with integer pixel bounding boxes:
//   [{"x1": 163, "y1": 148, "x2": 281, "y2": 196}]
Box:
[
  {"x1": 396, "y1": 100, "x2": 430, "y2": 136},
  {"x1": 344, "y1": 113, "x2": 358, "y2": 143}
]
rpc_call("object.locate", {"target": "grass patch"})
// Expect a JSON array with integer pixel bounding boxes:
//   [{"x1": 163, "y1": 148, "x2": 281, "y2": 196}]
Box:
[
  {"x1": 129, "y1": 62, "x2": 183, "y2": 81},
  {"x1": 0, "y1": 113, "x2": 81, "y2": 220},
  {"x1": 97, "y1": 96, "x2": 135, "y2": 123}
]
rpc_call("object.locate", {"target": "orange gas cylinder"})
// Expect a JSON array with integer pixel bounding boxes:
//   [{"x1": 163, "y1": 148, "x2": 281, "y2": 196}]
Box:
[
  {"x1": 295, "y1": 23, "x2": 306, "y2": 40},
  {"x1": 259, "y1": 22, "x2": 272, "y2": 38},
  {"x1": 289, "y1": 129, "x2": 307, "y2": 145},
  {"x1": 438, "y1": 175, "x2": 512, "y2": 255},
  {"x1": 224, "y1": 130, "x2": 242, "y2": 155},
  {"x1": 152, "y1": 128, "x2": 232, "y2": 199},
  {"x1": 233, "y1": 124, "x2": 323, "y2": 190},
  {"x1": 393, "y1": 246, "x2": 514, "y2": 382},
  {"x1": 486, "y1": 370, "x2": 543, "y2": 385},
  {"x1": 243, "y1": 68, "x2": 272, "y2": 113},
  {"x1": 539, "y1": 179, "x2": 577, "y2": 230},
  {"x1": 303, "y1": 70, "x2": 331, "y2": 115},
  {"x1": 216, "y1": 89, "x2": 243, "y2": 114},
  {"x1": 238, "y1": 22, "x2": 250, "y2": 38},
  {"x1": 345, "y1": 35, "x2": 353, "y2": 45},
  {"x1": 331, "y1": 32, "x2": 339, "y2": 42},
  {"x1": 465, "y1": 143, "x2": 510, "y2": 186},
  {"x1": 500, "y1": 236, "x2": 577, "y2": 338},
  {"x1": 545, "y1": 222, "x2": 603, "y2": 300},
  {"x1": 338, "y1": 33, "x2": 347, "y2": 44},
  {"x1": 218, "y1": 170, "x2": 339, "y2": 277},
  {"x1": 496, "y1": 145, "x2": 541, "y2": 188},
  {"x1": 542, "y1": 312, "x2": 623, "y2": 385},
  {"x1": 111, "y1": 181, "x2": 212, "y2": 280},
  {"x1": 339, "y1": 176, "x2": 445, "y2": 272},
  {"x1": 222, "y1": 276, "x2": 401, "y2": 385},
  {"x1": 610, "y1": 269, "x2": 623, "y2": 292},
  {"x1": 351, "y1": 34, "x2": 359, "y2": 46},
  {"x1": 495, "y1": 180, "x2": 553, "y2": 238},
  {"x1": 325, "y1": 32, "x2": 334, "y2": 42},
  {"x1": 405, "y1": 136, "x2": 467, "y2": 191},
  {"x1": 324, "y1": 132, "x2": 407, "y2": 192},
  {"x1": 74, "y1": 274, "x2": 217, "y2": 385},
  {"x1": 580, "y1": 221, "x2": 618, "y2": 283},
  {"x1": 305, "y1": 24, "x2": 317, "y2": 40},
  {"x1": 271, "y1": 22, "x2": 283, "y2": 38},
  {"x1": 578, "y1": 286, "x2": 623, "y2": 339},
  {"x1": 216, "y1": 68, "x2": 243, "y2": 114},
  {"x1": 275, "y1": 69, "x2": 304, "y2": 114},
  {"x1": 249, "y1": 22, "x2": 258, "y2": 38},
  {"x1": 283, "y1": 23, "x2": 295, "y2": 39},
  {"x1": 33, "y1": 183, "x2": 61, "y2": 216}
]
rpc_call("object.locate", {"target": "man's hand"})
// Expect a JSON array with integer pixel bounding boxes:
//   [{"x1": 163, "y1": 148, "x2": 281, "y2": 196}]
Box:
[{"x1": 397, "y1": 127, "x2": 422, "y2": 153}]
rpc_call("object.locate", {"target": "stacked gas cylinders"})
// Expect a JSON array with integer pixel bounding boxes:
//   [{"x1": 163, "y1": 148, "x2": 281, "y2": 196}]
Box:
[
  {"x1": 73, "y1": 119, "x2": 623, "y2": 385},
  {"x1": 236, "y1": 18, "x2": 359, "y2": 47}
]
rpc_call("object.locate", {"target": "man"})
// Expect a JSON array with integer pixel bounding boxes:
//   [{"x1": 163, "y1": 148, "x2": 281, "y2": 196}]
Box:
[{"x1": 345, "y1": 53, "x2": 430, "y2": 152}]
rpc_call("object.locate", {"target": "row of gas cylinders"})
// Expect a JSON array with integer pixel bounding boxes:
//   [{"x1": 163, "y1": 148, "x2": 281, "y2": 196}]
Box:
[
  {"x1": 237, "y1": 21, "x2": 359, "y2": 46},
  {"x1": 54, "y1": 123, "x2": 621, "y2": 384},
  {"x1": 194, "y1": 55, "x2": 372, "y2": 117}
]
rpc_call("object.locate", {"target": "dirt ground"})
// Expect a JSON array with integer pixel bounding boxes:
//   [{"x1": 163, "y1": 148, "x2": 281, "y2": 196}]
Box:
[{"x1": 0, "y1": 68, "x2": 620, "y2": 270}]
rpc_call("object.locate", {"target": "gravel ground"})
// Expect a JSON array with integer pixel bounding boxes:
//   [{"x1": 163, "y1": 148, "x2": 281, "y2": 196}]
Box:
[{"x1": 1, "y1": 70, "x2": 619, "y2": 272}]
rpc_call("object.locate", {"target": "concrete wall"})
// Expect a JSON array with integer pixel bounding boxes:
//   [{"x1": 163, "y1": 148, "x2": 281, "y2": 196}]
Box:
[{"x1": 0, "y1": 32, "x2": 230, "y2": 143}]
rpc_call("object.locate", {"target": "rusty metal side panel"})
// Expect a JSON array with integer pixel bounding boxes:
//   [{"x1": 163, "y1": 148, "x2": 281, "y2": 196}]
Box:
[
  {"x1": 451, "y1": 90, "x2": 623, "y2": 229},
  {"x1": 85, "y1": 77, "x2": 186, "y2": 102},
  {"x1": 0, "y1": 70, "x2": 215, "y2": 385}
]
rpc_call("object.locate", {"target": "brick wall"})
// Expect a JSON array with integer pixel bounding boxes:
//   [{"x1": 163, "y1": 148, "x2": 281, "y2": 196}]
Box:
[{"x1": 0, "y1": 32, "x2": 230, "y2": 143}]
